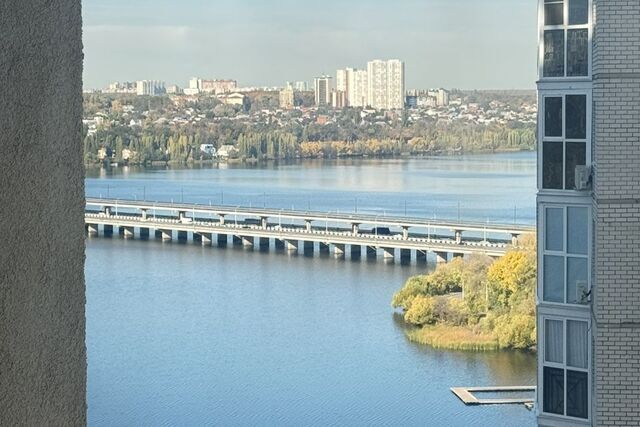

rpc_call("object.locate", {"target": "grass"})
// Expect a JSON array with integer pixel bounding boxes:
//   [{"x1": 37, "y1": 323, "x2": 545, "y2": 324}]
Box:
[{"x1": 406, "y1": 324, "x2": 500, "y2": 351}]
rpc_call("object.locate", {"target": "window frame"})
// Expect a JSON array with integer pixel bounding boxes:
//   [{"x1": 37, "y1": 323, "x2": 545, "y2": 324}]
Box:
[
  {"x1": 538, "y1": 90, "x2": 592, "y2": 193},
  {"x1": 539, "y1": 315, "x2": 591, "y2": 422},
  {"x1": 538, "y1": 0, "x2": 592, "y2": 80},
  {"x1": 538, "y1": 203, "x2": 592, "y2": 306}
]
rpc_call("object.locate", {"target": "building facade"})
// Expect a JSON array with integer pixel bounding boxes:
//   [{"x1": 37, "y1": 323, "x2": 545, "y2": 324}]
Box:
[
  {"x1": 367, "y1": 59, "x2": 405, "y2": 110},
  {"x1": 314, "y1": 75, "x2": 332, "y2": 106},
  {"x1": 536, "y1": 1, "x2": 640, "y2": 426},
  {"x1": 136, "y1": 80, "x2": 166, "y2": 96},
  {"x1": 279, "y1": 83, "x2": 295, "y2": 109}
]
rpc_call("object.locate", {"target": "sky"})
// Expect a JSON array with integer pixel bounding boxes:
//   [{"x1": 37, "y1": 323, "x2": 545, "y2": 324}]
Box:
[{"x1": 83, "y1": 0, "x2": 538, "y2": 90}]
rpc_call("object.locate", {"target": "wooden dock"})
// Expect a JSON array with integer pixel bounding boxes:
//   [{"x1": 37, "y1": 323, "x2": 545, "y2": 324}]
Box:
[{"x1": 451, "y1": 386, "x2": 536, "y2": 405}]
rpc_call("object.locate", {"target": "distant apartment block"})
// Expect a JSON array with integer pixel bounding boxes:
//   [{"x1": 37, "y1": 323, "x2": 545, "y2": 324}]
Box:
[
  {"x1": 279, "y1": 83, "x2": 295, "y2": 109},
  {"x1": 293, "y1": 81, "x2": 309, "y2": 92},
  {"x1": 186, "y1": 78, "x2": 237, "y2": 95},
  {"x1": 331, "y1": 90, "x2": 347, "y2": 109},
  {"x1": 166, "y1": 85, "x2": 182, "y2": 95},
  {"x1": 314, "y1": 75, "x2": 332, "y2": 106},
  {"x1": 350, "y1": 69, "x2": 369, "y2": 107},
  {"x1": 136, "y1": 80, "x2": 166, "y2": 96},
  {"x1": 367, "y1": 59, "x2": 405, "y2": 110},
  {"x1": 105, "y1": 81, "x2": 137, "y2": 94}
]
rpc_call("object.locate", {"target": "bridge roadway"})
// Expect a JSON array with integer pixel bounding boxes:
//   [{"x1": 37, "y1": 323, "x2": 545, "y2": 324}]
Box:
[{"x1": 85, "y1": 198, "x2": 535, "y2": 262}]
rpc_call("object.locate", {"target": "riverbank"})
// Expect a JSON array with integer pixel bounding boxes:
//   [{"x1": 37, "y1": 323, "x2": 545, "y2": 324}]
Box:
[
  {"x1": 392, "y1": 237, "x2": 537, "y2": 352},
  {"x1": 85, "y1": 147, "x2": 534, "y2": 168},
  {"x1": 406, "y1": 324, "x2": 499, "y2": 351}
]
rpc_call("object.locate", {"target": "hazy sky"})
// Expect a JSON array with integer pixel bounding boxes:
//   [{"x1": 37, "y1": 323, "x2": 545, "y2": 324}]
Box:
[{"x1": 83, "y1": 0, "x2": 537, "y2": 90}]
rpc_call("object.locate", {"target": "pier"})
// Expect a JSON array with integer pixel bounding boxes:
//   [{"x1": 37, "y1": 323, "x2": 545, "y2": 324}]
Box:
[{"x1": 85, "y1": 198, "x2": 534, "y2": 263}]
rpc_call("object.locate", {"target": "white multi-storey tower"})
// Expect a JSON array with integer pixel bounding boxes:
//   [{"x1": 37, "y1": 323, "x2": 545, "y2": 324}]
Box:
[
  {"x1": 314, "y1": 75, "x2": 332, "y2": 106},
  {"x1": 536, "y1": 1, "x2": 640, "y2": 426},
  {"x1": 367, "y1": 59, "x2": 405, "y2": 110}
]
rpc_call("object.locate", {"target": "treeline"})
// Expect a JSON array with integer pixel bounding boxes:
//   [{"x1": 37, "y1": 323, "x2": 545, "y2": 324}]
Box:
[
  {"x1": 84, "y1": 123, "x2": 534, "y2": 164},
  {"x1": 392, "y1": 236, "x2": 537, "y2": 351}
]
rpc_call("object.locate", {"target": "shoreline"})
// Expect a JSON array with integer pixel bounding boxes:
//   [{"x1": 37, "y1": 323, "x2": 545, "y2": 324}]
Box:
[{"x1": 85, "y1": 148, "x2": 534, "y2": 168}]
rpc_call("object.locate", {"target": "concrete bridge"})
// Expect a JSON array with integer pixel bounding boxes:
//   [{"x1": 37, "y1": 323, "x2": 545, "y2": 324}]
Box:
[{"x1": 85, "y1": 198, "x2": 535, "y2": 263}]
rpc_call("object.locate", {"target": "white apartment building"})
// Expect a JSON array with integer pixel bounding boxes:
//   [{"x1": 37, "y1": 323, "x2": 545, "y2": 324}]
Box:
[
  {"x1": 314, "y1": 75, "x2": 332, "y2": 106},
  {"x1": 350, "y1": 69, "x2": 369, "y2": 108},
  {"x1": 136, "y1": 80, "x2": 165, "y2": 96},
  {"x1": 367, "y1": 59, "x2": 405, "y2": 110},
  {"x1": 536, "y1": 1, "x2": 640, "y2": 426}
]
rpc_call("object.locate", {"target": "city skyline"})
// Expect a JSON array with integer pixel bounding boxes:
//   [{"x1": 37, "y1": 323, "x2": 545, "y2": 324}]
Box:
[{"x1": 83, "y1": 0, "x2": 537, "y2": 90}]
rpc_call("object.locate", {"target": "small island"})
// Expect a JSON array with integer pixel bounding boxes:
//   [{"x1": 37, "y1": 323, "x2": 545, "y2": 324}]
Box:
[{"x1": 392, "y1": 236, "x2": 536, "y2": 351}]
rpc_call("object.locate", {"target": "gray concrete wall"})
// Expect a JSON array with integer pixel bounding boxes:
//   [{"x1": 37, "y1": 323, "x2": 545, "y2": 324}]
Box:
[
  {"x1": 0, "y1": 1, "x2": 86, "y2": 425},
  {"x1": 593, "y1": 1, "x2": 640, "y2": 425}
]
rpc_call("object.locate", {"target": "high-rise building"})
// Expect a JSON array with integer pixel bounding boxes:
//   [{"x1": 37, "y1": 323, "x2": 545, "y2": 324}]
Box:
[
  {"x1": 536, "y1": 1, "x2": 640, "y2": 426},
  {"x1": 350, "y1": 69, "x2": 369, "y2": 108},
  {"x1": 293, "y1": 81, "x2": 309, "y2": 92},
  {"x1": 279, "y1": 82, "x2": 295, "y2": 109},
  {"x1": 367, "y1": 59, "x2": 405, "y2": 110},
  {"x1": 136, "y1": 80, "x2": 166, "y2": 96},
  {"x1": 436, "y1": 89, "x2": 449, "y2": 107},
  {"x1": 314, "y1": 75, "x2": 332, "y2": 106}
]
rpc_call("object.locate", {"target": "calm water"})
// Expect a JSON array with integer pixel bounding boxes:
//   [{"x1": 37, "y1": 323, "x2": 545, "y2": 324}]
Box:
[{"x1": 86, "y1": 153, "x2": 538, "y2": 426}]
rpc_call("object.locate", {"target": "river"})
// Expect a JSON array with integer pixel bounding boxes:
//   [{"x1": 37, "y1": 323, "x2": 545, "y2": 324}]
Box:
[{"x1": 86, "y1": 152, "x2": 537, "y2": 426}]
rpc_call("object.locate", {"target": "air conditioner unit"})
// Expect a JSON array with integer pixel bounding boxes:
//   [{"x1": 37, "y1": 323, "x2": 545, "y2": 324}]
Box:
[{"x1": 575, "y1": 166, "x2": 591, "y2": 191}]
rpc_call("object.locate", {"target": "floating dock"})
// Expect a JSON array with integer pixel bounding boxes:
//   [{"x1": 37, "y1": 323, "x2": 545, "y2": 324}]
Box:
[{"x1": 451, "y1": 386, "x2": 536, "y2": 405}]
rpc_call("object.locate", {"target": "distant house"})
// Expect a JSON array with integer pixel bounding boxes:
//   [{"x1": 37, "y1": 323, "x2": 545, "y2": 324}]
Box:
[
  {"x1": 217, "y1": 144, "x2": 239, "y2": 159},
  {"x1": 200, "y1": 144, "x2": 216, "y2": 156}
]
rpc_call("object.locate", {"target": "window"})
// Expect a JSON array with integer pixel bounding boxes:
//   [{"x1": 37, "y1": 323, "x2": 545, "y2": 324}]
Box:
[
  {"x1": 542, "y1": 205, "x2": 590, "y2": 304},
  {"x1": 541, "y1": 94, "x2": 588, "y2": 190},
  {"x1": 542, "y1": 318, "x2": 590, "y2": 420},
  {"x1": 542, "y1": 0, "x2": 590, "y2": 78}
]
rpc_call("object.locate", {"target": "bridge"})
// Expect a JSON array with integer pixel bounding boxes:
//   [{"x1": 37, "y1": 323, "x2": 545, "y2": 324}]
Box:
[{"x1": 85, "y1": 198, "x2": 535, "y2": 263}]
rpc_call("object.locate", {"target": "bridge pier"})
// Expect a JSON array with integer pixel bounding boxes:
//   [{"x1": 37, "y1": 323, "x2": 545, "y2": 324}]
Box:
[
  {"x1": 217, "y1": 234, "x2": 228, "y2": 247},
  {"x1": 319, "y1": 242, "x2": 330, "y2": 255},
  {"x1": 87, "y1": 224, "x2": 98, "y2": 236},
  {"x1": 158, "y1": 229, "x2": 172, "y2": 242},
  {"x1": 382, "y1": 247, "x2": 395, "y2": 260},
  {"x1": 259, "y1": 237, "x2": 270, "y2": 250},
  {"x1": 177, "y1": 231, "x2": 188, "y2": 242},
  {"x1": 275, "y1": 239, "x2": 285, "y2": 251},
  {"x1": 232, "y1": 235, "x2": 242, "y2": 246},
  {"x1": 455, "y1": 230, "x2": 463, "y2": 245},
  {"x1": 366, "y1": 246, "x2": 377, "y2": 259},
  {"x1": 195, "y1": 232, "x2": 212, "y2": 246},
  {"x1": 400, "y1": 249, "x2": 411, "y2": 263},
  {"x1": 123, "y1": 226, "x2": 134, "y2": 239},
  {"x1": 416, "y1": 250, "x2": 427, "y2": 263},
  {"x1": 241, "y1": 236, "x2": 254, "y2": 247},
  {"x1": 139, "y1": 227, "x2": 150, "y2": 240},
  {"x1": 285, "y1": 240, "x2": 298, "y2": 252},
  {"x1": 334, "y1": 243, "x2": 346, "y2": 258},
  {"x1": 303, "y1": 241, "x2": 314, "y2": 255},
  {"x1": 435, "y1": 251, "x2": 448, "y2": 263},
  {"x1": 351, "y1": 245, "x2": 361, "y2": 259},
  {"x1": 118, "y1": 227, "x2": 125, "y2": 237}
]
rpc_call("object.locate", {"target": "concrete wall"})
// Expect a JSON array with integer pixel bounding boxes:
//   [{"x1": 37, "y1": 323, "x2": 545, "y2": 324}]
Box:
[
  {"x1": 592, "y1": 1, "x2": 640, "y2": 425},
  {"x1": 0, "y1": 1, "x2": 86, "y2": 425}
]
